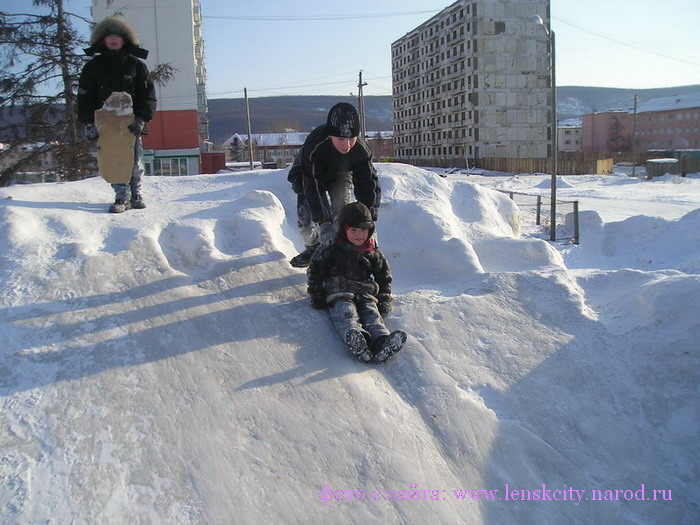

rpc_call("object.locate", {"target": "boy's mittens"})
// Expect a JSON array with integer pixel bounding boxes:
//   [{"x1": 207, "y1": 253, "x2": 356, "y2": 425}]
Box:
[
  {"x1": 127, "y1": 117, "x2": 145, "y2": 136},
  {"x1": 377, "y1": 293, "x2": 392, "y2": 316},
  {"x1": 85, "y1": 123, "x2": 99, "y2": 141},
  {"x1": 310, "y1": 295, "x2": 327, "y2": 310}
]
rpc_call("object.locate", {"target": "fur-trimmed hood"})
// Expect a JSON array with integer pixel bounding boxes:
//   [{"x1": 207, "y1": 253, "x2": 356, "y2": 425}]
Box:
[{"x1": 84, "y1": 16, "x2": 148, "y2": 59}]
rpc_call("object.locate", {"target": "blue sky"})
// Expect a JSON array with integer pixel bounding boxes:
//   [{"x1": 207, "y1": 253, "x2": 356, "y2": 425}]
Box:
[{"x1": 6, "y1": 0, "x2": 700, "y2": 98}]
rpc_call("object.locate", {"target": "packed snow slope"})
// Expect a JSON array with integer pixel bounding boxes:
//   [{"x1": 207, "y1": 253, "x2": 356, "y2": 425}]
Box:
[{"x1": 0, "y1": 164, "x2": 698, "y2": 524}]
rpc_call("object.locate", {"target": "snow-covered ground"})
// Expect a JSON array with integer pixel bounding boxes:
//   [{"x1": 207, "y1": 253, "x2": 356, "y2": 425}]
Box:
[{"x1": 1, "y1": 164, "x2": 698, "y2": 524}]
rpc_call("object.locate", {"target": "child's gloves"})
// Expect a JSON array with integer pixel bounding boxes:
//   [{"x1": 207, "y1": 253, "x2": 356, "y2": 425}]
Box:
[
  {"x1": 378, "y1": 293, "x2": 392, "y2": 316},
  {"x1": 318, "y1": 222, "x2": 336, "y2": 246},
  {"x1": 311, "y1": 294, "x2": 328, "y2": 310},
  {"x1": 128, "y1": 118, "x2": 145, "y2": 136},
  {"x1": 85, "y1": 123, "x2": 99, "y2": 141}
]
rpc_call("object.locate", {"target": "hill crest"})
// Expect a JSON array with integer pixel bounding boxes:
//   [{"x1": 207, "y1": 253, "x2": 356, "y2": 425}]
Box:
[{"x1": 207, "y1": 85, "x2": 700, "y2": 143}]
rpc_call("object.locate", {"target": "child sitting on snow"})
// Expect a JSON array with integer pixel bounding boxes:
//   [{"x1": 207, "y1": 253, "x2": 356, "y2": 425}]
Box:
[{"x1": 307, "y1": 201, "x2": 406, "y2": 363}]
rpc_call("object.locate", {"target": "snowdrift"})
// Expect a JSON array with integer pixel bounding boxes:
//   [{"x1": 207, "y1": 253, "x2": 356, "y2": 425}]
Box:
[{"x1": 0, "y1": 164, "x2": 697, "y2": 524}]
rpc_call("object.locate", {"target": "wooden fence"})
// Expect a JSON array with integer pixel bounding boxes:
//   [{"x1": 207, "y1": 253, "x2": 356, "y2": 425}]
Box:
[{"x1": 478, "y1": 153, "x2": 613, "y2": 175}]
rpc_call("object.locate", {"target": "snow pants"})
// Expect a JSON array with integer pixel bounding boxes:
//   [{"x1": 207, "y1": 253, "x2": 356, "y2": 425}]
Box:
[
  {"x1": 328, "y1": 296, "x2": 390, "y2": 349},
  {"x1": 111, "y1": 136, "x2": 144, "y2": 200},
  {"x1": 297, "y1": 174, "x2": 351, "y2": 247}
]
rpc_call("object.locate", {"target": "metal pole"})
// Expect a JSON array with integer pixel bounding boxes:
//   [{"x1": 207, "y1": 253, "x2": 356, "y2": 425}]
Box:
[
  {"x1": 358, "y1": 71, "x2": 367, "y2": 140},
  {"x1": 244, "y1": 88, "x2": 254, "y2": 170},
  {"x1": 631, "y1": 95, "x2": 638, "y2": 177},
  {"x1": 549, "y1": 29, "x2": 557, "y2": 241},
  {"x1": 533, "y1": 15, "x2": 557, "y2": 241}
]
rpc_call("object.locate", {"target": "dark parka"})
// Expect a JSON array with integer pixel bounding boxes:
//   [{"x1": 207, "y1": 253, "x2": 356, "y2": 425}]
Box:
[
  {"x1": 77, "y1": 16, "x2": 157, "y2": 125},
  {"x1": 288, "y1": 124, "x2": 381, "y2": 225},
  {"x1": 307, "y1": 202, "x2": 392, "y2": 305}
]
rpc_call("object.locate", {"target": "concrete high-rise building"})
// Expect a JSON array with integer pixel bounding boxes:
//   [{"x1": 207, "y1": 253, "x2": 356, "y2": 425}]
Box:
[
  {"x1": 391, "y1": 0, "x2": 551, "y2": 167},
  {"x1": 90, "y1": 0, "x2": 209, "y2": 176}
]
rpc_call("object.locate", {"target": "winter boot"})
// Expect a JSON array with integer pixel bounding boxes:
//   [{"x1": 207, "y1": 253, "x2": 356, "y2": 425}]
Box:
[
  {"x1": 130, "y1": 194, "x2": 146, "y2": 209},
  {"x1": 345, "y1": 329, "x2": 372, "y2": 363},
  {"x1": 109, "y1": 198, "x2": 132, "y2": 214},
  {"x1": 290, "y1": 244, "x2": 319, "y2": 268},
  {"x1": 372, "y1": 330, "x2": 407, "y2": 364}
]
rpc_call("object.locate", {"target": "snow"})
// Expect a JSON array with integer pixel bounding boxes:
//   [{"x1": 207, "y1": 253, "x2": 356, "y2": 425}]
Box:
[
  {"x1": 636, "y1": 93, "x2": 700, "y2": 114},
  {"x1": 1, "y1": 164, "x2": 698, "y2": 524}
]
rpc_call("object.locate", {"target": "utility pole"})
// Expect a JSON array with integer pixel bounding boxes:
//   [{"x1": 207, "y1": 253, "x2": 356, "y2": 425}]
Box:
[
  {"x1": 357, "y1": 71, "x2": 367, "y2": 140},
  {"x1": 533, "y1": 15, "x2": 557, "y2": 241},
  {"x1": 244, "y1": 88, "x2": 254, "y2": 170},
  {"x1": 632, "y1": 95, "x2": 638, "y2": 177},
  {"x1": 549, "y1": 28, "x2": 557, "y2": 242}
]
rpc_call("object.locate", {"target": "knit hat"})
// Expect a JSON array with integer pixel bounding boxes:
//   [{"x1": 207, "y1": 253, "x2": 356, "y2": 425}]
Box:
[
  {"x1": 338, "y1": 201, "x2": 375, "y2": 240},
  {"x1": 326, "y1": 103, "x2": 360, "y2": 138}
]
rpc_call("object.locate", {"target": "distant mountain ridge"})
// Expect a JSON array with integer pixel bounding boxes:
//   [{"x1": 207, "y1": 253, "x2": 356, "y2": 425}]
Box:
[
  {"x1": 207, "y1": 85, "x2": 700, "y2": 144},
  {"x1": 207, "y1": 96, "x2": 392, "y2": 145}
]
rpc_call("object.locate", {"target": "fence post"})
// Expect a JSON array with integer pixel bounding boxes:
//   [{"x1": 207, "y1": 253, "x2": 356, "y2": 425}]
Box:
[
  {"x1": 536, "y1": 195, "x2": 542, "y2": 225},
  {"x1": 573, "y1": 200, "x2": 580, "y2": 244}
]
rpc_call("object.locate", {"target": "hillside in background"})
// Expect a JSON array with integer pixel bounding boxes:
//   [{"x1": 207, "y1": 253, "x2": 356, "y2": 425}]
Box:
[
  {"x1": 207, "y1": 96, "x2": 393, "y2": 144},
  {"x1": 207, "y1": 84, "x2": 700, "y2": 144}
]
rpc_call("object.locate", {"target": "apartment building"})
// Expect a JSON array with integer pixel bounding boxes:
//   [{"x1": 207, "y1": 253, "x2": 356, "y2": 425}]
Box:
[
  {"x1": 391, "y1": 0, "x2": 551, "y2": 167},
  {"x1": 580, "y1": 94, "x2": 700, "y2": 153},
  {"x1": 558, "y1": 118, "x2": 582, "y2": 152},
  {"x1": 634, "y1": 93, "x2": 700, "y2": 151},
  {"x1": 581, "y1": 111, "x2": 632, "y2": 153},
  {"x1": 91, "y1": 0, "x2": 209, "y2": 175}
]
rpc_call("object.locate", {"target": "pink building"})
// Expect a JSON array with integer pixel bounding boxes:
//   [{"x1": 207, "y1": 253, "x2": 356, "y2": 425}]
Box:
[
  {"x1": 581, "y1": 111, "x2": 632, "y2": 153},
  {"x1": 582, "y1": 93, "x2": 700, "y2": 153},
  {"x1": 634, "y1": 94, "x2": 700, "y2": 151}
]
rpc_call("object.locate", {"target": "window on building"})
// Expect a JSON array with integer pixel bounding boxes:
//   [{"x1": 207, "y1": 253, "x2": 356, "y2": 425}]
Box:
[{"x1": 154, "y1": 157, "x2": 190, "y2": 176}]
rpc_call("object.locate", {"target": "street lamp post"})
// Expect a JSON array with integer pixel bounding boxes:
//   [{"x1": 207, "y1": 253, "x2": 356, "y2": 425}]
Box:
[{"x1": 533, "y1": 15, "x2": 557, "y2": 241}]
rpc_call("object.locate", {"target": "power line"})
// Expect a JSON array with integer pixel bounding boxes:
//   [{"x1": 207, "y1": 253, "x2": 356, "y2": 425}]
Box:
[
  {"x1": 554, "y1": 16, "x2": 700, "y2": 68},
  {"x1": 203, "y1": 10, "x2": 441, "y2": 22},
  {"x1": 208, "y1": 79, "x2": 358, "y2": 98}
]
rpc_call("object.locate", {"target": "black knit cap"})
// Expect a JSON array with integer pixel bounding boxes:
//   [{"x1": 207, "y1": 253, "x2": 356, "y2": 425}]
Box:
[{"x1": 326, "y1": 102, "x2": 360, "y2": 138}]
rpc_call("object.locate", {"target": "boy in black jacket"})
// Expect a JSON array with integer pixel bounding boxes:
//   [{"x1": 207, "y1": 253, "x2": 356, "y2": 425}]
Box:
[
  {"x1": 288, "y1": 102, "x2": 381, "y2": 267},
  {"x1": 307, "y1": 202, "x2": 406, "y2": 363},
  {"x1": 77, "y1": 16, "x2": 157, "y2": 213}
]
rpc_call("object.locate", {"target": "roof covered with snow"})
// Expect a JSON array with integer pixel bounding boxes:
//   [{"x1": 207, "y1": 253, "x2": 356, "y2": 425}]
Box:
[
  {"x1": 223, "y1": 130, "x2": 393, "y2": 147},
  {"x1": 637, "y1": 92, "x2": 700, "y2": 113},
  {"x1": 558, "y1": 118, "x2": 583, "y2": 128}
]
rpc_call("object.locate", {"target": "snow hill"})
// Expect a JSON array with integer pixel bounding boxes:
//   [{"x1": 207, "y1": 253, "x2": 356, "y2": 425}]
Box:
[{"x1": 1, "y1": 164, "x2": 698, "y2": 524}]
